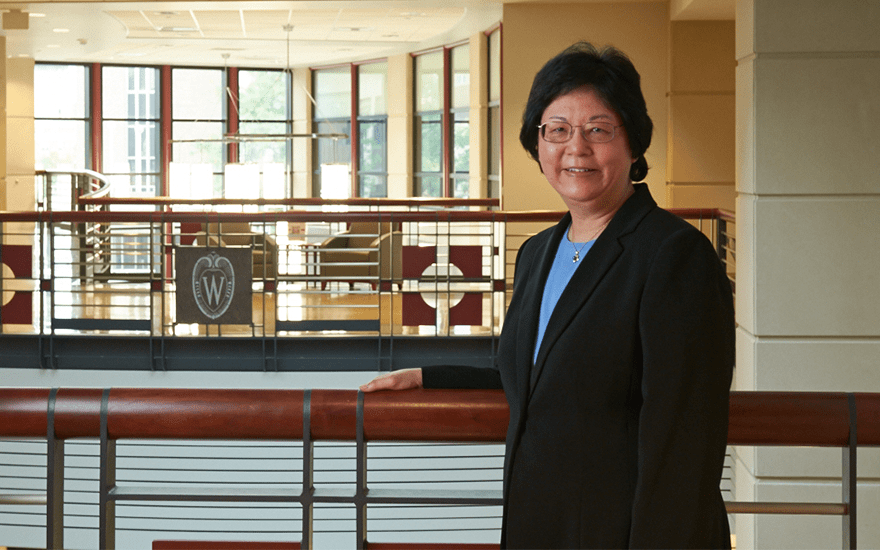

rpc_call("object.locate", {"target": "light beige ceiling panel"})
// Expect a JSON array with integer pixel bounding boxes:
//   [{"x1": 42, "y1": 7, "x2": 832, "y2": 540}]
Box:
[{"x1": 195, "y1": 10, "x2": 244, "y2": 39}]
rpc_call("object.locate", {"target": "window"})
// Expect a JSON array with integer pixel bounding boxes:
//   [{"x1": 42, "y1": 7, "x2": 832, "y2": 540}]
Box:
[
  {"x1": 35, "y1": 64, "x2": 89, "y2": 172},
  {"x1": 102, "y1": 66, "x2": 161, "y2": 198},
  {"x1": 450, "y1": 44, "x2": 470, "y2": 199},
  {"x1": 236, "y1": 69, "x2": 291, "y2": 200},
  {"x1": 488, "y1": 29, "x2": 502, "y2": 200},
  {"x1": 414, "y1": 44, "x2": 471, "y2": 198},
  {"x1": 357, "y1": 62, "x2": 388, "y2": 198},
  {"x1": 414, "y1": 51, "x2": 444, "y2": 197},
  {"x1": 312, "y1": 67, "x2": 352, "y2": 198},
  {"x1": 171, "y1": 68, "x2": 225, "y2": 198}
]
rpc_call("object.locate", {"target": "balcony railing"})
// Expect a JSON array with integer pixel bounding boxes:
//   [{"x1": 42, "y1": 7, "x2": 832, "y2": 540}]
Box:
[
  {"x1": 0, "y1": 389, "x2": 876, "y2": 549},
  {"x1": 0, "y1": 205, "x2": 734, "y2": 371}
]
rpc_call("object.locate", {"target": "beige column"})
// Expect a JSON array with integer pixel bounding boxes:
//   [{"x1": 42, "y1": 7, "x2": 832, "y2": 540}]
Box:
[
  {"x1": 735, "y1": 1, "x2": 880, "y2": 548},
  {"x1": 5, "y1": 56, "x2": 34, "y2": 216},
  {"x1": 469, "y1": 32, "x2": 489, "y2": 200},
  {"x1": 385, "y1": 53, "x2": 412, "y2": 199},
  {"x1": 667, "y1": 21, "x2": 736, "y2": 210}
]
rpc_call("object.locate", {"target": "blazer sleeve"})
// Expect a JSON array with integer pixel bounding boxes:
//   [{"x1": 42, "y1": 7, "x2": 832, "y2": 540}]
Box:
[
  {"x1": 629, "y1": 228, "x2": 735, "y2": 548},
  {"x1": 422, "y1": 234, "x2": 539, "y2": 391}
]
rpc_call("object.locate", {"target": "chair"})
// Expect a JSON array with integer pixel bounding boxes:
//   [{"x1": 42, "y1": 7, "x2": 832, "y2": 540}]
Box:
[
  {"x1": 317, "y1": 221, "x2": 402, "y2": 290},
  {"x1": 193, "y1": 222, "x2": 277, "y2": 280}
]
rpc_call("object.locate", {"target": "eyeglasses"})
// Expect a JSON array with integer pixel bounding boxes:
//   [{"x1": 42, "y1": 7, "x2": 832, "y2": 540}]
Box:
[{"x1": 537, "y1": 121, "x2": 621, "y2": 144}]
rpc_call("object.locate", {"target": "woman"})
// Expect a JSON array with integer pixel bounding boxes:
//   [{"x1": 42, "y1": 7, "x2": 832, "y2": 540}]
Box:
[{"x1": 361, "y1": 42, "x2": 734, "y2": 549}]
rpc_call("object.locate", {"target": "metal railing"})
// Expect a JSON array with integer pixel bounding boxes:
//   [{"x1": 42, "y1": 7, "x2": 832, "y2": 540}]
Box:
[
  {"x1": 0, "y1": 389, "x2": 876, "y2": 549},
  {"x1": 0, "y1": 207, "x2": 734, "y2": 370}
]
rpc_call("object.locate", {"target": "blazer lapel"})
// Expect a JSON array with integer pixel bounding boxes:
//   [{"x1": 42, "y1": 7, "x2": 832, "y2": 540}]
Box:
[
  {"x1": 514, "y1": 215, "x2": 568, "y2": 405},
  {"x1": 529, "y1": 184, "x2": 657, "y2": 394}
]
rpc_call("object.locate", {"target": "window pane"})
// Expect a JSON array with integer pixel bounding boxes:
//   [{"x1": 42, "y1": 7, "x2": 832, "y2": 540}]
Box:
[
  {"x1": 314, "y1": 121, "x2": 351, "y2": 165},
  {"x1": 103, "y1": 66, "x2": 159, "y2": 120},
  {"x1": 108, "y1": 174, "x2": 159, "y2": 198},
  {"x1": 359, "y1": 174, "x2": 387, "y2": 198},
  {"x1": 172, "y1": 121, "x2": 224, "y2": 172},
  {"x1": 416, "y1": 52, "x2": 443, "y2": 112},
  {"x1": 239, "y1": 70, "x2": 289, "y2": 121},
  {"x1": 103, "y1": 120, "x2": 160, "y2": 175},
  {"x1": 417, "y1": 175, "x2": 442, "y2": 198},
  {"x1": 453, "y1": 118, "x2": 470, "y2": 173},
  {"x1": 172, "y1": 68, "x2": 223, "y2": 120},
  {"x1": 417, "y1": 113, "x2": 442, "y2": 173},
  {"x1": 35, "y1": 120, "x2": 88, "y2": 170},
  {"x1": 358, "y1": 62, "x2": 387, "y2": 116},
  {"x1": 451, "y1": 45, "x2": 470, "y2": 109},
  {"x1": 239, "y1": 122, "x2": 288, "y2": 164},
  {"x1": 359, "y1": 121, "x2": 386, "y2": 173},
  {"x1": 453, "y1": 176, "x2": 469, "y2": 199},
  {"x1": 314, "y1": 67, "x2": 351, "y2": 119},
  {"x1": 35, "y1": 64, "x2": 87, "y2": 118}
]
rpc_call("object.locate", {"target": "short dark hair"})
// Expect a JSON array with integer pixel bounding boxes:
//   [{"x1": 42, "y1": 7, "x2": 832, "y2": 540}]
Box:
[{"x1": 519, "y1": 42, "x2": 653, "y2": 182}]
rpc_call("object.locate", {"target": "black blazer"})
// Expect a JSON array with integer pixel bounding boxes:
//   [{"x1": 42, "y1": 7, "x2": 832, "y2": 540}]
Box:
[{"x1": 423, "y1": 184, "x2": 734, "y2": 549}]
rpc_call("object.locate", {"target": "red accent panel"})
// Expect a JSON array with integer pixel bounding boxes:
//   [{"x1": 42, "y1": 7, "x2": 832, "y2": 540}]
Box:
[
  {"x1": 153, "y1": 542, "x2": 299, "y2": 550},
  {"x1": 449, "y1": 293, "x2": 481, "y2": 326},
  {"x1": 41, "y1": 279, "x2": 52, "y2": 292},
  {"x1": 178, "y1": 222, "x2": 201, "y2": 245},
  {"x1": 91, "y1": 63, "x2": 103, "y2": 173},
  {"x1": 151, "y1": 280, "x2": 163, "y2": 292},
  {"x1": 402, "y1": 245, "x2": 435, "y2": 279},
  {"x1": 493, "y1": 279, "x2": 506, "y2": 293},
  {"x1": 448, "y1": 245, "x2": 481, "y2": 278},
  {"x1": 2, "y1": 290, "x2": 32, "y2": 324},
  {"x1": 2, "y1": 244, "x2": 32, "y2": 278},
  {"x1": 402, "y1": 293, "x2": 436, "y2": 326}
]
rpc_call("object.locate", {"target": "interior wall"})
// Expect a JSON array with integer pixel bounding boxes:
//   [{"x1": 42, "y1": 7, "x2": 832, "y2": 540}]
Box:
[
  {"x1": 500, "y1": 1, "x2": 670, "y2": 211},
  {"x1": 667, "y1": 20, "x2": 736, "y2": 210}
]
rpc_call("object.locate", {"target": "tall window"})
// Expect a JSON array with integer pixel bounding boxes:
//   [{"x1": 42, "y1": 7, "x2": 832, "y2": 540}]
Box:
[
  {"x1": 34, "y1": 64, "x2": 89, "y2": 171},
  {"x1": 488, "y1": 29, "x2": 502, "y2": 200},
  {"x1": 237, "y1": 69, "x2": 291, "y2": 200},
  {"x1": 312, "y1": 67, "x2": 351, "y2": 198},
  {"x1": 414, "y1": 51, "x2": 443, "y2": 197},
  {"x1": 102, "y1": 66, "x2": 160, "y2": 198},
  {"x1": 357, "y1": 62, "x2": 388, "y2": 198},
  {"x1": 450, "y1": 44, "x2": 470, "y2": 198},
  {"x1": 171, "y1": 68, "x2": 225, "y2": 198}
]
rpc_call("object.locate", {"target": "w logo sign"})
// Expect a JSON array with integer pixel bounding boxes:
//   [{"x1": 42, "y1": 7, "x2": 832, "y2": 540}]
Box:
[
  {"x1": 176, "y1": 247, "x2": 252, "y2": 324},
  {"x1": 192, "y1": 252, "x2": 235, "y2": 319}
]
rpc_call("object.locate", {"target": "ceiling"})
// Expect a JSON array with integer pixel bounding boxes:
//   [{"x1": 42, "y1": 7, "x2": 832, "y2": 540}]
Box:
[{"x1": 0, "y1": 0, "x2": 734, "y2": 69}]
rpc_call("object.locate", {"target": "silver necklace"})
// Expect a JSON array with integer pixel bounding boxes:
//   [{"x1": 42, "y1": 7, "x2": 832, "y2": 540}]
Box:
[{"x1": 568, "y1": 222, "x2": 608, "y2": 263}]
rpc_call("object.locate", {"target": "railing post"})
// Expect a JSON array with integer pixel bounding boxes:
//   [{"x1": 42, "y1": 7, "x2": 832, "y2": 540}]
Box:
[
  {"x1": 356, "y1": 390, "x2": 367, "y2": 550},
  {"x1": 843, "y1": 393, "x2": 857, "y2": 549},
  {"x1": 301, "y1": 390, "x2": 313, "y2": 550},
  {"x1": 47, "y1": 388, "x2": 64, "y2": 550},
  {"x1": 99, "y1": 388, "x2": 116, "y2": 549}
]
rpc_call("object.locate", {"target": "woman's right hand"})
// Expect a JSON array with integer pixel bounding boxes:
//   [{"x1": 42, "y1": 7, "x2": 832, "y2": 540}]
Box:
[{"x1": 359, "y1": 368, "x2": 423, "y2": 392}]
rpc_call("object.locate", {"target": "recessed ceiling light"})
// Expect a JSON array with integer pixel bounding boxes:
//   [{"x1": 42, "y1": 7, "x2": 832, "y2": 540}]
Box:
[
  {"x1": 159, "y1": 26, "x2": 196, "y2": 32},
  {"x1": 28, "y1": 13, "x2": 46, "y2": 18},
  {"x1": 52, "y1": 28, "x2": 69, "y2": 33},
  {"x1": 45, "y1": 44, "x2": 61, "y2": 48}
]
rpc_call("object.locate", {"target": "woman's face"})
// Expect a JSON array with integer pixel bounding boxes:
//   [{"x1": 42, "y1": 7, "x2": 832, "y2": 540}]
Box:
[{"x1": 537, "y1": 87, "x2": 635, "y2": 212}]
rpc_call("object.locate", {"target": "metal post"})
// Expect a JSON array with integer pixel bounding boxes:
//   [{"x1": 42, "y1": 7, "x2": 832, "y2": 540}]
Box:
[
  {"x1": 46, "y1": 388, "x2": 64, "y2": 550},
  {"x1": 843, "y1": 393, "x2": 857, "y2": 549},
  {"x1": 301, "y1": 390, "x2": 313, "y2": 550},
  {"x1": 356, "y1": 390, "x2": 367, "y2": 550},
  {"x1": 99, "y1": 388, "x2": 116, "y2": 549}
]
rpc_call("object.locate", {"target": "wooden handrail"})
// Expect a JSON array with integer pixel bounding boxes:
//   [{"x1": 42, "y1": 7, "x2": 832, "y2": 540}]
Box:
[
  {"x1": 1, "y1": 389, "x2": 877, "y2": 446},
  {"x1": 0, "y1": 208, "x2": 731, "y2": 225},
  {"x1": 77, "y1": 196, "x2": 500, "y2": 208}
]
